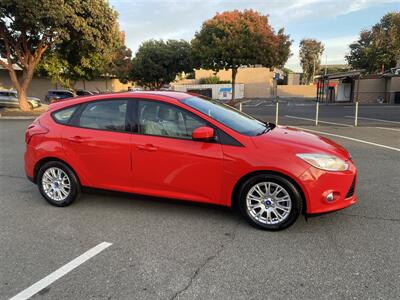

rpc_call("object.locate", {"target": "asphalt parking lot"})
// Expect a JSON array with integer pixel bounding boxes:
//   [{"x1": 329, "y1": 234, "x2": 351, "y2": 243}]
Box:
[
  {"x1": 243, "y1": 99, "x2": 400, "y2": 128},
  {"x1": 1, "y1": 114, "x2": 400, "y2": 299}
]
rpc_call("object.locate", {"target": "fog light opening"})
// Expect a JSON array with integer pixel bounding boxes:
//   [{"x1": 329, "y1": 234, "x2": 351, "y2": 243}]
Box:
[
  {"x1": 325, "y1": 192, "x2": 340, "y2": 202},
  {"x1": 326, "y1": 193, "x2": 334, "y2": 202}
]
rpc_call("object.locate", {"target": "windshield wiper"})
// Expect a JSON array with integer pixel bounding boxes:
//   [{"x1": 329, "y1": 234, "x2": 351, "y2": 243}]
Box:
[
  {"x1": 256, "y1": 122, "x2": 275, "y2": 135},
  {"x1": 257, "y1": 126, "x2": 271, "y2": 135}
]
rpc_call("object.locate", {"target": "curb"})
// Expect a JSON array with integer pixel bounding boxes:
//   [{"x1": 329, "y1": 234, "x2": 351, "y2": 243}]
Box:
[{"x1": 0, "y1": 114, "x2": 37, "y2": 120}]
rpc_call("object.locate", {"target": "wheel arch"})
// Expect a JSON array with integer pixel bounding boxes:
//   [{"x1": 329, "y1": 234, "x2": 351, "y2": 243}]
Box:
[
  {"x1": 231, "y1": 170, "x2": 307, "y2": 214},
  {"x1": 33, "y1": 157, "x2": 80, "y2": 185}
]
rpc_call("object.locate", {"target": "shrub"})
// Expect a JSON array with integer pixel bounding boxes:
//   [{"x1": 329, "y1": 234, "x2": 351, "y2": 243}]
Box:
[{"x1": 198, "y1": 76, "x2": 231, "y2": 84}]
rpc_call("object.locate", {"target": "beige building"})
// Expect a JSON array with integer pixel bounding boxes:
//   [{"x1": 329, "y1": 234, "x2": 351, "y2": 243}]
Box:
[
  {"x1": 195, "y1": 67, "x2": 278, "y2": 98},
  {"x1": 190, "y1": 67, "x2": 317, "y2": 99},
  {"x1": 0, "y1": 69, "x2": 131, "y2": 101},
  {"x1": 316, "y1": 70, "x2": 400, "y2": 104}
]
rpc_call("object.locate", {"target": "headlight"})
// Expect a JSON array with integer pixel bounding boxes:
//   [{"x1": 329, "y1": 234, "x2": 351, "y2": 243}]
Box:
[{"x1": 296, "y1": 153, "x2": 349, "y2": 171}]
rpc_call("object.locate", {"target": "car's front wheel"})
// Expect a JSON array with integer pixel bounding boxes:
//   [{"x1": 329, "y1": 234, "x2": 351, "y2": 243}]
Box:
[
  {"x1": 238, "y1": 174, "x2": 302, "y2": 231},
  {"x1": 37, "y1": 161, "x2": 80, "y2": 206}
]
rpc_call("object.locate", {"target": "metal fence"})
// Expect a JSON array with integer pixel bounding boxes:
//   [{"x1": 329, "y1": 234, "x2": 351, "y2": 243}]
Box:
[{"x1": 240, "y1": 98, "x2": 400, "y2": 128}]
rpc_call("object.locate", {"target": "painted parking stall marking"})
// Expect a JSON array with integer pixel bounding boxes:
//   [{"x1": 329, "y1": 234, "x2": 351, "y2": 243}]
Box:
[
  {"x1": 285, "y1": 115, "x2": 353, "y2": 127},
  {"x1": 374, "y1": 127, "x2": 400, "y2": 132},
  {"x1": 346, "y1": 116, "x2": 400, "y2": 125},
  {"x1": 9, "y1": 242, "x2": 112, "y2": 300}
]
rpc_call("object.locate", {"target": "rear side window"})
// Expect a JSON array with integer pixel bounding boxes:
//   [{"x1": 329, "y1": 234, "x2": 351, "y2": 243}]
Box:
[
  {"x1": 78, "y1": 100, "x2": 128, "y2": 132},
  {"x1": 53, "y1": 106, "x2": 78, "y2": 124},
  {"x1": 138, "y1": 100, "x2": 206, "y2": 139}
]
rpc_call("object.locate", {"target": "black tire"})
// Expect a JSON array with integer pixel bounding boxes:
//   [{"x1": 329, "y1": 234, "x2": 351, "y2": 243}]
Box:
[
  {"x1": 37, "y1": 161, "x2": 80, "y2": 207},
  {"x1": 238, "y1": 173, "x2": 302, "y2": 231}
]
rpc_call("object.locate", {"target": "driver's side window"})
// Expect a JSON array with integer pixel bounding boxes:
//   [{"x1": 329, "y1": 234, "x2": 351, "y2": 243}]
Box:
[{"x1": 138, "y1": 101, "x2": 206, "y2": 139}]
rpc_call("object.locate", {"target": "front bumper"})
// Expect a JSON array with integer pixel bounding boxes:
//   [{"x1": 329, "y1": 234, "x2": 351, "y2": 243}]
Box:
[{"x1": 299, "y1": 161, "x2": 358, "y2": 214}]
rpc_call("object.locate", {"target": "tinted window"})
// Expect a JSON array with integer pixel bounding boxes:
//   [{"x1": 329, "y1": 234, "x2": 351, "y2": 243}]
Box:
[
  {"x1": 79, "y1": 100, "x2": 128, "y2": 131},
  {"x1": 181, "y1": 97, "x2": 268, "y2": 136},
  {"x1": 53, "y1": 106, "x2": 78, "y2": 124},
  {"x1": 138, "y1": 101, "x2": 206, "y2": 139},
  {"x1": 76, "y1": 90, "x2": 92, "y2": 96},
  {"x1": 58, "y1": 92, "x2": 73, "y2": 98},
  {"x1": 0, "y1": 92, "x2": 14, "y2": 97}
]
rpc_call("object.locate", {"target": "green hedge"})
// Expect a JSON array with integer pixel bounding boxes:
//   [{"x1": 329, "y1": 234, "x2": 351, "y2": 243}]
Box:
[{"x1": 198, "y1": 76, "x2": 231, "y2": 84}]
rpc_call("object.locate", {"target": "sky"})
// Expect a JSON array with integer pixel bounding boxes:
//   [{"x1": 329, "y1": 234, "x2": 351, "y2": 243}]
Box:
[{"x1": 109, "y1": 0, "x2": 400, "y2": 72}]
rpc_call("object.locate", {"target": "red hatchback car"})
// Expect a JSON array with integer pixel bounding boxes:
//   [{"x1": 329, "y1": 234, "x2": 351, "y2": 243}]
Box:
[{"x1": 24, "y1": 92, "x2": 357, "y2": 230}]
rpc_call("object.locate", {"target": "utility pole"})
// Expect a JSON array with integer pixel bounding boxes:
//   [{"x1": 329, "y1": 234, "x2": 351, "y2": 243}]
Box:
[{"x1": 324, "y1": 54, "x2": 328, "y2": 75}]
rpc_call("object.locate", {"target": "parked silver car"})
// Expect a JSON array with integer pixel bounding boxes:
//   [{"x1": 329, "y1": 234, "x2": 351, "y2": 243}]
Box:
[{"x1": 0, "y1": 90, "x2": 41, "y2": 109}]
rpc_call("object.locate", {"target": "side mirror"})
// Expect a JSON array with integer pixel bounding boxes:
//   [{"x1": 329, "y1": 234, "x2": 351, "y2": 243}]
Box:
[{"x1": 192, "y1": 126, "x2": 215, "y2": 142}]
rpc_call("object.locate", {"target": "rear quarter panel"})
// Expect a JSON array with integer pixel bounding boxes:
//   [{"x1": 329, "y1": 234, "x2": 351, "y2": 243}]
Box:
[{"x1": 29, "y1": 114, "x2": 91, "y2": 186}]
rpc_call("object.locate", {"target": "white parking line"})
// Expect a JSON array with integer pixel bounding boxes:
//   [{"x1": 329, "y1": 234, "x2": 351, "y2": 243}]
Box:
[
  {"x1": 355, "y1": 106, "x2": 400, "y2": 109},
  {"x1": 9, "y1": 242, "x2": 112, "y2": 300},
  {"x1": 293, "y1": 127, "x2": 400, "y2": 152},
  {"x1": 345, "y1": 116, "x2": 400, "y2": 124},
  {"x1": 285, "y1": 115, "x2": 353, "y2": 127},
  {"x1": 374, "y1": 127, "x2": 400, "y2": 132}
]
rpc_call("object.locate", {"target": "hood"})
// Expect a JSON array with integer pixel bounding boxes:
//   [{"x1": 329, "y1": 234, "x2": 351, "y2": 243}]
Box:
[{"x1": 252, "y1": 126, "x2": 350, "y2": 160}]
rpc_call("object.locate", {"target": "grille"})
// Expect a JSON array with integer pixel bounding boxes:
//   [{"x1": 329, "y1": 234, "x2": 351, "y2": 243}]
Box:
[{"x1": 345, "y1": 176, "x2": 356, "y2": 198}]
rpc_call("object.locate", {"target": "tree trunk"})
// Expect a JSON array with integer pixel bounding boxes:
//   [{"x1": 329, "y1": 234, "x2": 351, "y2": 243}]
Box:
[
  {"x1": 228, "y1": 67, "x2": 238, "y2": 107},
  {"x1": 6, "y1": 67, "x2": 31, "y2": 111},
  {"x1": 17, "y1": 88, "x2": 31, "y2": 111},
  {"x1": 0, "y1": 32, "x2": 48, "y2": 111},
  {"x1": 19, "y1": 66, "x2": 35, "y2": 111}
]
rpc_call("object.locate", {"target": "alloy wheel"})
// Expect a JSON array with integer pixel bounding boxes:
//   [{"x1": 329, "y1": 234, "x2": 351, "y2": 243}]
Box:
[
  {"x1": 246, "y1": 181, "x2": 292, "y2": 225},
  {"x1": 41, "y1": 167, "x2": 71, "y2": 202}
]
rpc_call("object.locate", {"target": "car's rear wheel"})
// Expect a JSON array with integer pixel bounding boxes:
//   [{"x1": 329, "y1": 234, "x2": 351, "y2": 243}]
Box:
[
  {"x1": 238, "y1": 174, "x2": 302, "y2": 231},
  {"x1": 37, "y1": 161, "x2": 80, "y2": 206}
]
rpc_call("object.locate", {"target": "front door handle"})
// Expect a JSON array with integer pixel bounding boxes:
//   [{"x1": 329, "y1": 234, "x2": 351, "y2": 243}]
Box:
[{"x1": 138, "y1": 144, "x2": 158, "y2": 152}]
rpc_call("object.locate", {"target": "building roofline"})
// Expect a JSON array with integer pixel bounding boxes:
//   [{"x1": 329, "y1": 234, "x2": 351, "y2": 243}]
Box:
[{"x1": 315, "y1": 69, "x2": 365, "y2": 80}]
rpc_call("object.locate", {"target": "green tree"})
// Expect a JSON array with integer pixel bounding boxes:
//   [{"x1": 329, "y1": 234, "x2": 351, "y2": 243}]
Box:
[
  {"x1": 109, "y1": 44, "x2": 133, "y2": 84},
  {"x1": 0, "y1": 0, "x2": 120, "y2": 110},
  {"x1": 299, "y1": 39, "x2": 324, "y2": 84},
  {"x1": 346, "y1": 12, "x2": 400, "y2": 73},
  {"x1": 192, "y1": 10, "x2": 291, "y2": 104},
  {"x1": 38, "y1": 32, "x2": 127, "y2": 89},
  {"x1": 130, "y1": 39, "x2": 194, "y2": 89}
]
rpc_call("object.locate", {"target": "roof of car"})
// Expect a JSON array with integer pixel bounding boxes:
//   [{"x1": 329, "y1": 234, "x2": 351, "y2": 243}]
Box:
[
  {"x1": 47, "y1": 91, "x2": 195, "y2": 111},
  {"x1": 128, "y1": 91, "x2": 193, "y2": 100},
  {"x1": 0, "y1": 90, "x2": 16, "y2": 93}
]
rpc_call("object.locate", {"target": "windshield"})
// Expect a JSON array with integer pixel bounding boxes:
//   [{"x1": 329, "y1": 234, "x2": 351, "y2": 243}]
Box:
[{"x1": 181, "y1": 96, "x2": 271, "y2": 136}]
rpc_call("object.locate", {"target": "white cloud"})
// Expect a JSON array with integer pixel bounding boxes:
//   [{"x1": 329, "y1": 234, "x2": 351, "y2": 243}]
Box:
[
  {"x1": 345, "y1": 0, "x2": 400, "y2": 14},
  {"x1": 110, "y1": 0, "x2": 400, "y2": 69}
]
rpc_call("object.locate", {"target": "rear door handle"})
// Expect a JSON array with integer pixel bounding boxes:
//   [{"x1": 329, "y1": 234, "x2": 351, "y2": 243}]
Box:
[
  {"x1": 67, "y1": 136, "x2": 87, "y2": 143},
  {"x1": 138, "y1": 144, "x2": 158, "y2": 152}
]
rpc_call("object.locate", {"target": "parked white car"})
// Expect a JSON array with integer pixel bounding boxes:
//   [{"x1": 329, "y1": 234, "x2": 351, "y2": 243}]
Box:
[{"x1": 0, "y1": 90, "x2": 41, "y2": 109}]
